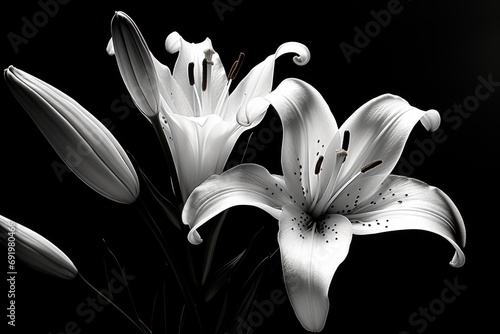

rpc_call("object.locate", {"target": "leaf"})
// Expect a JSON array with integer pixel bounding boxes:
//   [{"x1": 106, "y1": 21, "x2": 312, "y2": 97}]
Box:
[
  {"x1": 140, "y1": 168, "x2": 182, "y2": 229},
  {"x1": 204, "y1": 249, "x2": 246, "y2": 302},
  {"x1": 203, "y1": 226, "x2": 264, "y2": 302},
  {"x1": 201, "y1": 210, "x2": 229, "y2": 285},
  {"x1": 128, "y1": 151, "x2": 182, "y2": 229}
]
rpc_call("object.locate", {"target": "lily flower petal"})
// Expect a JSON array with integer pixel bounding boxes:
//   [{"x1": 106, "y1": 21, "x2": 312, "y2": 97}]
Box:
[
  {"x1": 337, "y1": 95, "x2": 439, "y2": 190},
  {"x1": 4, "y1": 66, "x2": 140, "y2": 204},
  {"x1": 349, "y1": 175, "x2": 466, "y2": 267},
  {"x1": 279, "y1": 205, "x2": 352, "y2": 332},
  {"x1": 109, "y1": 12, "x2": 310, "y2": 204},
  {"x1": 166, "y1": 32, "x2": 228, "y2": 117},
  {"x1": 161, "y1": 113, "x2": 254, "y2": 202},
  {"x1": 184, "y1": 78, "x2": 465, "y2": 332},
  {"x1": 182, "y1": 164, "x2": 293, "y2": 244},
  {"x1": 247, "y1": 79, "x2": 339, "y2": 209},
  {"x1": 111, "y1": 11, "x2": 160, "y2": 119},
  {"x1": 0, "y1": 215, "x2": 77, "y2": 279},
  {"x1": 231, "y1": 42, "x2": 311, "y2": 124}
]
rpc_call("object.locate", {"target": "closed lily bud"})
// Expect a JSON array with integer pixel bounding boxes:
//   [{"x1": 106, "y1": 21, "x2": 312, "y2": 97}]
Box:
[
  {"x1": 0, "y1": 215, "x2": 78, "y2": 279},
  {"x1": 4, "y1": 66, "x2": 140, "y2": 204}
]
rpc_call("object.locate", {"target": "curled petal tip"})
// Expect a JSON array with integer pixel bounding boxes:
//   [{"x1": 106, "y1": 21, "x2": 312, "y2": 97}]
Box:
[
  {"x1": 237, "y1": 96, "x2": 270, "y2": 127},
  {"x1": 187, "y1": 230, "x2": 203, "y2": 245},
  {"x1": 165, "y1": 31, "x2": 182, "y2": 54},
  {"x1": 422, "y1": 109, "x2": 441, "y2": 132},
  {"x1": 106, "y1": 38, "x2": 115, "y2": 56},
  {"x1": 275, "y1": 42, "x2": 311, "y2": 66}
]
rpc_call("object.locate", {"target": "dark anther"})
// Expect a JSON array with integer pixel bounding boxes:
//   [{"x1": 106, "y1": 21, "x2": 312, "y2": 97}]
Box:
[
  {"x1": 188, "y1": 62, "x2": 195, "y2": 86},
  {"x1": 342, "y1": 130, "x2": 350, "y2": 151},
  {"x1": 315, "y1": 155, "x2": 324, "y2": 175},
  {"x1": 228, "y1": 52, "x2": 245, "y2": 80},
  {"x1": 202, "y1": 59, "x2": 208, "y2": 91},
  {"x1": 361, "y1": 160, "x2": 383, "y2": 173}
]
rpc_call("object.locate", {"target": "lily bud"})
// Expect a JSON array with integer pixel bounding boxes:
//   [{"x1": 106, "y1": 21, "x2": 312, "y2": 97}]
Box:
[
  {"x1": 4, "y1": 66, "x2": 140, "y2": 204},
  {"x1": 111, "y1": 11, "x2": 160, "y2": 120},
  {"x1": 0, "y1": 215, "x2": 77, "y2": 279}
]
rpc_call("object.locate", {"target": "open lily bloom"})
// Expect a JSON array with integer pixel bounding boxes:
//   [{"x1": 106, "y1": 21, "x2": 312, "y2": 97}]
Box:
[
  {"x1": 0, "y1": 214, "x2": 77, "y2": 279},
  {"x1": 4, "y1": 66, "x2": 140, "y2": 204},
  {"x1": 109, "y1": 11, "x2": 310, "y2": 202},
  {"x1": 183, "y1": 79, "x2": 466, "y2": 332}
]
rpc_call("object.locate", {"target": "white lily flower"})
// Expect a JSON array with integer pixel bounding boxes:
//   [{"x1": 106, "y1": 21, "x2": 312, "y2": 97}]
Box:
[
  {"x1": 4, "y1": 66, "x2": 140, "y2": 204},
  {"x1": 110, "y1": 11, "x2": 310, "y2": 202},
  {"x1": 183, "y1": 79, "x2": 466, "y2": 332},
  {"x1": 0, "y1": 215, "x2": 77, "y2": 279}
]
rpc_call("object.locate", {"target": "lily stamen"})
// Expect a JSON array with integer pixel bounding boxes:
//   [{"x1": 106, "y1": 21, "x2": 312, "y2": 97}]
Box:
[
  {"x1": 314, "y1": 155, "x2": 324, "y2": 175},
  {"x1": 202, "y1": 58, "x2": 208, "y2": 91},
  {"x1": 188, "y1": 62, "x2": 195, "y2": 86},
  {"x1": 342, "y1": 130, "x2": 350, "y2": 151},
  {"x1": 187, "y1": 61, "x2": 203, "y2": 116},
  {"x1": 361, "y1": 159, "x2": 383, "y2": 173},
  {"x1": 321, "y1": 159, "x2": 384, "y2": 217},
  {"x1": 228, "y1": 52, "x2": 245, "y2": 81}
]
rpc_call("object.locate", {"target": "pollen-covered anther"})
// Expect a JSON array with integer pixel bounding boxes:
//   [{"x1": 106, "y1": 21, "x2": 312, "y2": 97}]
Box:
[
  {"x1": 202, "y1": 58, "x2": 209, "y2": 91},
  {"x1": 228, "y1": 52, "x2": 245, "y2": 81},
  {"x1": 188, "y1": 62, "x2": 195, "y2": 86},
  {"x1": 361, "y1": 160, "x2": 383, "y2": 173},
  {"x1": 315, "y1": 155, "x2": 324, "y2": 175},
  {"x1": 342, "y1": 130, "x2": 350, "y2": 151}
]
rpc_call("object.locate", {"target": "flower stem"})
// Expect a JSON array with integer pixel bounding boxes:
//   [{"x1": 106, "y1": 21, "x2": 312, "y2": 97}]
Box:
[
  {"x1": 134, "y1": 197, "x2": 203, "y2": 333},
  {"x1": 151, "y1": 115, "x2": 183, "y2": 207},
  {"x1": 78, "y1": 273, "x2": 149, "y2": 333}
]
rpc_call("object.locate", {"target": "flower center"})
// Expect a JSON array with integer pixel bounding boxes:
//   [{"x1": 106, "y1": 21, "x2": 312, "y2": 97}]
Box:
[
  {"x1": 186, "y1": 50, "x2": 245, "y2": 118},
  {"x1": 311, "y1": 129, "x2": 383, "y2": 218}
]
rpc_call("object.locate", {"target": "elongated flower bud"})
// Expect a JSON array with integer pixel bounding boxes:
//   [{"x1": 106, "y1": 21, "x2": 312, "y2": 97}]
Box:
[
  {"x1": 4, "y1": 66, "x2": 140, "y2": 204},
  {"x1": 0, "y1": 215, "x2": 77, "y2": 279},
  {"x1": 111, "y1": 11, "x2": 160, "y2": 120}
]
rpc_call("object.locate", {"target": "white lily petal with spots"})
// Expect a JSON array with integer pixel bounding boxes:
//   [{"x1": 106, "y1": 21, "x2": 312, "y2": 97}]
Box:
[
  {"x1": 253, "y1": 79, "x2": 339, "y2": 208},
  {"x1": 279, "y1": 205, "x2": 353, "y2": 332},
  {"x1": 349, "y1": 175, "x2": 466, "y2": 267}
]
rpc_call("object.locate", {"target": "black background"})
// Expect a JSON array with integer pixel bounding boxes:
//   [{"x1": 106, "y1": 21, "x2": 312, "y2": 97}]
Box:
[{"x1": 1, "y1": 0, "x2": 499, "y2": 333}]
